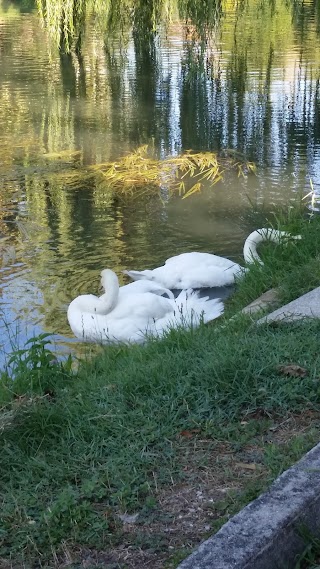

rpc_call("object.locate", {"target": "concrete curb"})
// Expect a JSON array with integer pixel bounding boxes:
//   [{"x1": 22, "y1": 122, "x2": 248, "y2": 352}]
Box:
[
  {"x1": 257, "y1": 286, "x2": 320, "y2": 324},
  {"x1": 177, "y1": 442, "x2": 320, "y2": 569}
]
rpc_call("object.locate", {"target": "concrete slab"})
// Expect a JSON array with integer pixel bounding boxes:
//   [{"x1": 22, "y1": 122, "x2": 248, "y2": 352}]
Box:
[
  {"x1": 257, "y1": 286, "x2": 320, "y2": 324},
  {"x1": 177, "y1": 442, "x2": 320, "y2": 569},
  {"x1": 241, "y1": 288, "x2": 279, "y2": 315}
]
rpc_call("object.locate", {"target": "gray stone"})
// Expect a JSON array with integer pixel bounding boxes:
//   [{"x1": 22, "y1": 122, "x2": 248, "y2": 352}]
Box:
[
  {"x1": 177, "y1": 442, "x2": 320, "y2": 569},
  {"x1": 242, "y1": 288, "x2": 279, "y2": 315},
  {"x1": 257, "y1": 286, "x2": 320, "y2": 324}
]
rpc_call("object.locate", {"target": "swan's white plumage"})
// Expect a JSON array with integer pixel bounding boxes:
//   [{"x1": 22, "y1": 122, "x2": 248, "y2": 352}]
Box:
[
  {"x1": 124, "y1": 229, "x2": 301, "y2": 289},
  {"x1": 119, "y1": 279, "x2": 174, "y2": 299},
  {"x1": 125, "y1": 252, "x2": 243, "y2": 288},
  {"x1": 67, "y1": 269, "x2": 223, "y2": 344}
]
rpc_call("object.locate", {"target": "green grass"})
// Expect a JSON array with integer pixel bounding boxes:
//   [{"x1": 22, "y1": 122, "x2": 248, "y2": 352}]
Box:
[
  {"x1": 1, "y1": 211, "x2": 320, "y2": 567},
  {"x1": 228, "y1": 207, "x2": 320, "y2": 312}
]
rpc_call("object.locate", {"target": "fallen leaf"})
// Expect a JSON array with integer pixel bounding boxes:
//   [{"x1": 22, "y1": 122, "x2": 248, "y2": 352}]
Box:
[
  {"x1": 179, "y1": 429, "x2": 201, "y2": 438},
  {"x1": 277, "y1": 364, "x2": 308, "y2": 378},
  {"x1": 235, "y1": 462, "x2": 257, "y2": 470}
]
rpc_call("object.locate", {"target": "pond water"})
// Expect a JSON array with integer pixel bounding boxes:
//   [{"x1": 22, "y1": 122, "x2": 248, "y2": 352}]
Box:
[{"x1": 0, "y1": 0, "x2": 320, "y2": 365}]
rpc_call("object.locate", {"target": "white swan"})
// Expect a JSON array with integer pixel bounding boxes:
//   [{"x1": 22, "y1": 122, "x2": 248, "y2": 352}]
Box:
[
  {"x1": 67, "y1": 269, "x2": 224, "y2": 344},
  {"x1": 124, "y1": 228, "x2": 301, "y2": 289}
]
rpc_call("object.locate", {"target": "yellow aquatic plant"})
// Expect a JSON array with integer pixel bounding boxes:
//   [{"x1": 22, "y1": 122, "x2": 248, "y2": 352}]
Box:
[{"x1": 91, "y1": 145, "x2": 255, "y2": 199}]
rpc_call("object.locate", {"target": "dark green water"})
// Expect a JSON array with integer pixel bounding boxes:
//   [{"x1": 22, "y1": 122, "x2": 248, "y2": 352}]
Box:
[{"x1": 0, "y1": 0, "x2": 320, "y2": 363}]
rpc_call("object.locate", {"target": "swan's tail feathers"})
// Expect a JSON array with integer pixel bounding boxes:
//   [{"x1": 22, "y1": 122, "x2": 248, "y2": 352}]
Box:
[
  {"x1": 173, "y1": 290, "x2": 224, "y2": 324},
  {"x1": 175, "y1": 288, "x2": 199, "y2": 302},
  {"x1": 186, "y1": 296, "x2": 224, "y2": 324},
  {"x1": 123, "y1": 270, "x2": 148, "y2": 281},
  {"x1": 202, "y1": 298, "x2": 224, "y2": 322}
]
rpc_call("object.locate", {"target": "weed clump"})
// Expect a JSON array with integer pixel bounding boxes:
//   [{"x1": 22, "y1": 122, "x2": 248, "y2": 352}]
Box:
[{"x1": 91, "y1": 145, "x2": 255, "y2": 198}]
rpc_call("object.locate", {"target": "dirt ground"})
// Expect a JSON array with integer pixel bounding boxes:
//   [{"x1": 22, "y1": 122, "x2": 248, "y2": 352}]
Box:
[{"x1": 45, "y1": 411, "x2": 320, "y2": 569}]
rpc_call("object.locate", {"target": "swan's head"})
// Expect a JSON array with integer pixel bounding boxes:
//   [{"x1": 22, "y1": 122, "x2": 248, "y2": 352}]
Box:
[
  {"x1": 100, "y1": 269, "x2": 119, "y2": 291},
  {"x1": 260, "y1": 229, "x2": 302, "y2": 243}
]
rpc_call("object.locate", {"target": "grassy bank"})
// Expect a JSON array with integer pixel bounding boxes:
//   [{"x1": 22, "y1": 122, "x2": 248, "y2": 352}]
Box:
[{"x1": 1, "y1": 211, "x2": 320, "y2": 568}]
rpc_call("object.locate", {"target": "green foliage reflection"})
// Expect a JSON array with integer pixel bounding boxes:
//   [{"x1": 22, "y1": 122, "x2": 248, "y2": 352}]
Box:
[{"x1": 35, "y1": 0, "x2": 223, "y2": 53}]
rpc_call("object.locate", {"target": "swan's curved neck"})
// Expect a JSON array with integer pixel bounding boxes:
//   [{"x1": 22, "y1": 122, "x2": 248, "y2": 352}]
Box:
[
  {"x1": 97, "y1": 291, "x2": 118, "y2": 314},
  {"x1": 98, "y1": 270, "x2": 120, "y2": 314},
  {"x1": 243, "y1": 229, "x2": 279, "y2": 264},
  {"x1": 73, "y1": 271, "x2": 119, "y2": 315}
]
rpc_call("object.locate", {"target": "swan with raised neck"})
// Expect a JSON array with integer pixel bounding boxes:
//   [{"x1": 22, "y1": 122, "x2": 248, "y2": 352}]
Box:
[{"x1": 243, "y1": 228, "x2": 301, "y2": 264}]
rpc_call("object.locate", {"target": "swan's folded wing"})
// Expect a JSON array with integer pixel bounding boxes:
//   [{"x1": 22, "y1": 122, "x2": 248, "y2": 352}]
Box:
[
  {"x1": 107, "y1": 292, "x2": 174, "y2": 321},
  {"x1": 120, "y1": 280, "x2": 174, "y2": 299}
]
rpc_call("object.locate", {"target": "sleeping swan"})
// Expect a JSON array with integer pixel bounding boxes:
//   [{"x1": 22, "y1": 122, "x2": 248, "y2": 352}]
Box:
[
  {"x1": 124, "y1": 228, "x2": 302, "y2": 289},
  {"x1": 67, "y1": 269, "x2": 224, "y2": 344}
]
